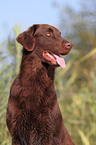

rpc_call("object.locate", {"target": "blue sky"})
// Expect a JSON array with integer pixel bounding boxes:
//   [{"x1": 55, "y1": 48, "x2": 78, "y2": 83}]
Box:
[{"x1": 0, "y1": 0, "x2": 80, "y2": 40}]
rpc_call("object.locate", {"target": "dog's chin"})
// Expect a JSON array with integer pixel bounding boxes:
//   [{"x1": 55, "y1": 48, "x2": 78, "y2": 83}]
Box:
[{"x1": 42, "y1": 61, "x2": 59, "y2": 68}]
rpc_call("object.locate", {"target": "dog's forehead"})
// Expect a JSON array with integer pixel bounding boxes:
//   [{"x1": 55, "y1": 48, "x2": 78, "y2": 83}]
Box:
[{"x1": 37, "y1": 24, "x2": 61, "y2": 35}]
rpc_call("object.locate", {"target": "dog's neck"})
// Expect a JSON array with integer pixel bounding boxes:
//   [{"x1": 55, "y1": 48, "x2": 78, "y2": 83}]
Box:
[
  {"x1": 41, "y1": 62, "x2": 55, "y2": 81},
  {"x1": 18, "y1": 51, "x2": 57, "y2": 110},
  {"x1": 19, "y1": 52, "x2": 55, "y2": 86}
]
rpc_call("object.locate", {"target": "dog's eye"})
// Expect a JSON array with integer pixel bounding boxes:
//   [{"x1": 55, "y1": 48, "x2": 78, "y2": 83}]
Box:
[{"x1": 46, "y1": 33, "x2": 51, "y2": 37}]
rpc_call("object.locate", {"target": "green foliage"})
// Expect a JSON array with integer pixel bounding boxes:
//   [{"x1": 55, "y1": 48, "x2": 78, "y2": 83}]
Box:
[
  {"x1": 55, "y1": 52, "x2": 96, "y2": 145},
  {"x1": 55, "y1": 0, "x2": 96, "y2": 144}
]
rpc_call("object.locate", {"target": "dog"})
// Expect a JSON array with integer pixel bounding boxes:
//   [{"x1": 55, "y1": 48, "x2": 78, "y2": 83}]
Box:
[{"x1": 6, "y1": 24, "x2": 75, "y2": 145}]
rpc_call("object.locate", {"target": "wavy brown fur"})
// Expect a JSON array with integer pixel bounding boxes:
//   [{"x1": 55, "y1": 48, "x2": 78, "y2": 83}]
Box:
[{"x1": 6, "y1": 24, "x2": 75, "y2": 145}]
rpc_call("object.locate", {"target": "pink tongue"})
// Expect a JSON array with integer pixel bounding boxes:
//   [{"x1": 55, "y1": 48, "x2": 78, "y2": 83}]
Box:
[{"x1": 54, "y1": 54, "x2": 66, "y2": 68}]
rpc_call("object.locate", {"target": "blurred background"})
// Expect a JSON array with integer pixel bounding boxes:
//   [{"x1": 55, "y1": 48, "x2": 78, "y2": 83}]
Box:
[{"x1": 0, "y1": 0, "x2": 96, "y2": 144}]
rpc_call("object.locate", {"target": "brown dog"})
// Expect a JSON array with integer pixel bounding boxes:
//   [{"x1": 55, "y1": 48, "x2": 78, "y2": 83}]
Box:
[{"x1": 6, "y1": 24, "x2": 75, "y2": 145}]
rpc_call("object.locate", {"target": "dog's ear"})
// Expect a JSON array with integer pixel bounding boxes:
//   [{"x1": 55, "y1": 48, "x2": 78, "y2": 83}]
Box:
[{"x1": 16, "y1": 24, "x2": 39, "y2": 51}]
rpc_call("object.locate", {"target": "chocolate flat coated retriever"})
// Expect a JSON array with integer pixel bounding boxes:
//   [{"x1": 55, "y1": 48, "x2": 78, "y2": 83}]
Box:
[{"x1": 6, "y1": 24, "x2": 75, "y2": 145}]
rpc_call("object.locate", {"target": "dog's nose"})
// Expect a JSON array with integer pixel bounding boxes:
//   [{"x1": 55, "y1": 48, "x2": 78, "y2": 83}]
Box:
[{"x1": 65, "y1": 43, "x2": 73, "y2": 50}]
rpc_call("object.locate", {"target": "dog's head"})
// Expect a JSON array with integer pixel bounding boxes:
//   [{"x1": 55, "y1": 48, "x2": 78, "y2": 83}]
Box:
[{"x1": 16, "y1": 24, "x2": 73, "y2": 68}]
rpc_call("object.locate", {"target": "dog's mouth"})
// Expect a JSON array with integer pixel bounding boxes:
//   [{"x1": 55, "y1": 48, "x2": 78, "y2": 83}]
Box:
[{"x1": 43, "y1": 51, "x2": 66, "y2": 68}]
